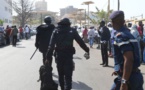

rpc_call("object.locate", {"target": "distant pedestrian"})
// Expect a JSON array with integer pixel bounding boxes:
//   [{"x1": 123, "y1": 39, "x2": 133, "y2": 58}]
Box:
[
  {"x1": 10, "y1": 25, "x2": 18, "y2": 47},
  {"x1": 82, "y1": 27, "x2": 88, "y2": 43},
  {"x1": 87, "y1": 26, "x2": 95, "y2": 48},
  {"x1": 19, "y1": 26, "x2": 23, "y2": 39},
  {"x1": 24, "y1": 25, "x2": 30, "y2": 40},
  {"x1": 138, "y1": 21, "x2": 144, "y2": 63},
  {"x1": 98, "y1": 21, "x2": 111, "y2": 67},
  {"x1": 110, "y1": 10, "x2": 144, "y2": 90},
  {"x1": 108, "y1": 22, "x2": 114, "y2": 57},
  {"x1": 5, "y1": 25, "x2": 12, "y2": 44}
]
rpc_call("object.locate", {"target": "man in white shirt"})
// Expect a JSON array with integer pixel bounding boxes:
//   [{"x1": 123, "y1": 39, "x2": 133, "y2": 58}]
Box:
[{"x1": 24, "y1": 25, "x2": 30, "y2": 40}]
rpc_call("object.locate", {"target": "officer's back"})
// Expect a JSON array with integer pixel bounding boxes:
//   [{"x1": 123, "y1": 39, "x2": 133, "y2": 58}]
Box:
[{"x1": 36, "y1": 17, "x2": 55, "y2": 53}]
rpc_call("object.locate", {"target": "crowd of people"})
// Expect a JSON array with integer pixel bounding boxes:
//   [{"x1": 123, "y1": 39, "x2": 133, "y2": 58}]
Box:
[
  {"x1": 0, "y1": 25, "x2": 32, "y2": 46},
  {"x1": 80, "y1": 17, "x2": 145, "y2": 65},
  {"x1": 35, "y1": 10, "x2": 144, "y2": 90}
]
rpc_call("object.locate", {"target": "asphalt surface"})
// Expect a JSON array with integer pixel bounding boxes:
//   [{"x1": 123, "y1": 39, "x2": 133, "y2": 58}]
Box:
[{"x1": 0, "y1": 36, "x2": 144, "y2": 90}]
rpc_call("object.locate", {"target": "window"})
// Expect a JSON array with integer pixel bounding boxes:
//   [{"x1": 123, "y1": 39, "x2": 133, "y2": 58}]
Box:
[
  {"x1": 5, "y1": 7, "x2": 7, "y2": 11},
  {"x1": 5, "y1": 19, "x2": 8, "y2": 23},
  {"x1": 9, "y1": 8, "x2": 12, "y2": 13}
]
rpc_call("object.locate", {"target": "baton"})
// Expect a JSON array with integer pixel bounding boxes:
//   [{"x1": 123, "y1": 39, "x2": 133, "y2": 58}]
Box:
[{"x1": 30, "y1": 48, "x2": 38, "y2": 60}]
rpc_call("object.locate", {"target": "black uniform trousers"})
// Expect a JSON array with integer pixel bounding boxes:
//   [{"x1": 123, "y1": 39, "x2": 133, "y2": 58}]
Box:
[
  {"x1": 101, "y1": 42, "x2": 108, "y2": 65},
  {"x1": 55, "y1": 52, "x2": 73, "y2": 90}
]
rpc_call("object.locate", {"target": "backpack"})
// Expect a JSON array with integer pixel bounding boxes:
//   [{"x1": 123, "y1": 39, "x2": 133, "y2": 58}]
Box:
[{"x1": 39, "y1": 65, "x2": 58, "y2": 90}]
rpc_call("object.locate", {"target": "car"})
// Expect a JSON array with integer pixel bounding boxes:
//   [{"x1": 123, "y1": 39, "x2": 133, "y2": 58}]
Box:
[
  {"x1": 30, "y1": 29, "x2": 37, "y2": 36},
  {"x1": 0, "y1": 27, "x2": 7, "y2": 45}
]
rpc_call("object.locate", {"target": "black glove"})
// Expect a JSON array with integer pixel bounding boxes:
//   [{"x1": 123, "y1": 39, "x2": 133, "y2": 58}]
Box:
[
  {"x1": 35, "y1": 43, "x2": 39, "y2": 49},
  {"x1": 84, "y1": 52, "x2": 90, "y2": 60}
]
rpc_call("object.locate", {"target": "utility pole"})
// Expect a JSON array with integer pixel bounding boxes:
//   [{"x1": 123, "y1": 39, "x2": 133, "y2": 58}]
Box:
[
  {"x1": 141, "y1": 14, "x2": 143, "y2": 19},
  {"x1": 118, "y1": 0, "x2": 120, "y2": 10},
  {"x1": 107, "y1": 0, "x2": 110, "y2": 22},
  {"x1": 82, "y1": 1, "x2": 94, "y2": 28},
  {"x1": 41, "y1": 13, "x2": 42, "y2": 24},
  {"x1": 85, "y1": 9, "x2": 87, "y2": 25},
  {"x1": 78, "y1": 9, "x2": 84, "y2": 27}
]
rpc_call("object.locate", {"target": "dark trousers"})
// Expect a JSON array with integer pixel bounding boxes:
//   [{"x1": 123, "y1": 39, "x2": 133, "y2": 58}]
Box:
[
  {"x1": 56, "y1": 53, "x2": 73, "y2": 90},
  {"x1": 20, "y1": 32, "x2": 23, "y2": 39},
  {"x1": 108, "y1": 39, "x2": 112, "y2": 54},
  {"x1": 12, "y1": 35, "x2": 17, "y2": 46},
  {"x1": 101, "y1": 42, "x2": 108, "y2": 65},
  {"x1": 97, "y1": 37, "x2": 101, "y2": 48}
]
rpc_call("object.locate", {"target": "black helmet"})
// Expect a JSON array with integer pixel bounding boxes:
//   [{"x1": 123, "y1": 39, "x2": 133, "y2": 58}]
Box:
[
  {"x1": 44, "y1": 16, "x2": 51, "y2": 24},
  {"x1": 58, "y1": 18, "x2": 71, "y2": 25}
]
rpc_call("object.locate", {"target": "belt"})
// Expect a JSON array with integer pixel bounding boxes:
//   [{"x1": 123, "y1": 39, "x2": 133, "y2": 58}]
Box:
[
  {"x1": 117, "y1": 68, "x2": 140, "y2": 75},
  {"x1": 100, "y1": 41, "x2": 107, "y2": 43},
  {"x1": 132, "y1": 68, "x2": 140, "y2": 73}
]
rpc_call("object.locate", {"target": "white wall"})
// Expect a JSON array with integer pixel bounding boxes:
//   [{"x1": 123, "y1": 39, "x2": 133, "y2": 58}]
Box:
[{"x1": 0, "y1": 0, "x2": 12, "y2": 28}]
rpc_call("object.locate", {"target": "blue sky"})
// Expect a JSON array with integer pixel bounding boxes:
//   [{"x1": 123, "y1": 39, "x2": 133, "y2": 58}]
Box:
[{"x1": 15, "y1": 0, "x2": 145, "y2": 19}]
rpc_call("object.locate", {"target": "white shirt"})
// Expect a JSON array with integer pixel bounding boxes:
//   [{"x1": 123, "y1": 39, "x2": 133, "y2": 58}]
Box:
[
  {"x1": 25, "y1": 27, "x2": 29, "y2": 33},
  {"x1": 87, "y1": 29, "x2": 95, "y2": 38}
]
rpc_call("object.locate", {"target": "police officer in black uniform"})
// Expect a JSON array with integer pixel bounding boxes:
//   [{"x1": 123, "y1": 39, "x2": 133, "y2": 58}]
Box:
[
  {"x1": 110, "y1": 11, "x2": 144, "y2": 90},
  {"x1": 35, "y1": 16, "x2": 55, "y2": 66},
  {"x1": 46, "y1": 18, "x2": 90, "y2": 90},
  {"x1": 98, "y1": 21, "x2": 111, "y2": 67}
]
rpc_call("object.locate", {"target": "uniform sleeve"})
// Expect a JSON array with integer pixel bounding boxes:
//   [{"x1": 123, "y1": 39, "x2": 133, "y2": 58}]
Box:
[
  {"x1": 74, "y1": 29, "x2": 89, "y2": 53},
  {"x1": 115, "y1": 35, "x2": 133, "y2": 54}
]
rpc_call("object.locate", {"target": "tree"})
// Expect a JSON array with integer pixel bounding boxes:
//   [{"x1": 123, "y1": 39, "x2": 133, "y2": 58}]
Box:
[
  {"x1": 11, "y1": 0, "x2": 34, "y2": 27},
  {"x1": 87, "y1": 6, "x2": 113, "y2": 25},
  {"x1": 0, "y1": 19, "x2": 4, "y2": 25}
]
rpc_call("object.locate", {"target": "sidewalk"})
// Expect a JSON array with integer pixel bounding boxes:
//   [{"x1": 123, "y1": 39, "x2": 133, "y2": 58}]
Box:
[{"x1": 51, "y1": 42, "x2": 145, "y2": 90}]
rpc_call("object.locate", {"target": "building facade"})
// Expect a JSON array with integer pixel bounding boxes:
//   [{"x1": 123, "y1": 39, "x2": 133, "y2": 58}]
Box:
[
  {"x1": 35, "y1": 0, "x2": 47, "y2": 11},
  {"x1": 0, "y1": 0, "x2": 12, "y2": 27},
  {"x1": 60, "y1": 6, "x2": 78, "y2": 18}
]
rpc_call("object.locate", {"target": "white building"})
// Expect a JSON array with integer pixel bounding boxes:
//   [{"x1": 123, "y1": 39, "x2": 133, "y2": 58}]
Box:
[
  {"x1": 35, "y1": 0, "x2": 47, "y2": 11},
  {"x1": 0, "y1": 0, "x2": 12, "y2": 28}
]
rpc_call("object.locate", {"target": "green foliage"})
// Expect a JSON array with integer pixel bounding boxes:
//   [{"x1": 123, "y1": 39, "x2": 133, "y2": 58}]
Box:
[
  {"x1": 0, "y1": 19, "x2": 4, "y2": 25},
  {"x1": 87, "y1": 6, "x2": 113, "y2": 25}
]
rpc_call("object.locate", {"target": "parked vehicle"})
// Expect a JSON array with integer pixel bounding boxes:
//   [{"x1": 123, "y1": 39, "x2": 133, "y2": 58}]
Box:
[
  {"x1": 30, "y1": 29, "x2": 37, "y2": 36},
  {"x1": 0, "y1": 27, "x2": 7, "y2": 45}
]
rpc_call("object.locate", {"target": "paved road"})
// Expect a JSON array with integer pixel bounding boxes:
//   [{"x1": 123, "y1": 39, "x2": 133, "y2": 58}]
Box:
[{"x1": 0, "y1": 36, "x2": 144, "y2": 90}]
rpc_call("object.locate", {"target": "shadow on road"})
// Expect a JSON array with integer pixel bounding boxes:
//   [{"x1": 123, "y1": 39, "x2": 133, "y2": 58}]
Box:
[
  {"x1": 16, "y1": 46, "x2": 26, "y2": 48},
  {"x1": 16, "y1": 43, "x2": 22, "y2": 45},
  {"x1": 73, "y1": 56, "x2": 82, "y2": 60},
  {"x1": 72, "y1": 81, "x2": 92, "y2": 90},
  {"x1": 0, "y1": 44, "x2": 10, "y2": 48},
  {"x1": 106, "y1": 65, "x2": 114, "y2": 68}
]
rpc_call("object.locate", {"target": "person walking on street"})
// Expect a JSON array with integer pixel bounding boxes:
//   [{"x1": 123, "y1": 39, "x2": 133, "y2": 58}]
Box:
[
  {"x1": 5, "y1": 25, "x2": 12, "y2": 44},
  {"x1": 35, "y1": 16, "x2": 55, "y2": 66},
  {"x1": 130, "y1": 25, "x2": 141, "y2": 62},
  {"x1": 87, "y1": 26, "x2": 95, "y2": 48},
  {"x1": 137, "y1": 21, "x2": 144, "y2": 63},
  {"x1": 98, "y1": 21, "x2": 111, "y2": 67},
  {"x1": 19, "y1": 26, "x2": 23, "y2": 39},
  {"x1": 10, "y1": 25, "x2": 18, "y2": 47},
  {"x1": 110, "y1": 10, "x2": 144, "y2": 90},
  {"x1": 82, "y1": 27, "x2": 88, "y2": 43},
  {"x1": 24, "y1": 25, "x2": 30, "y2": 40},
  {"x1": 46, "y1": 18, "x2": 90, "y2": 90}
]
